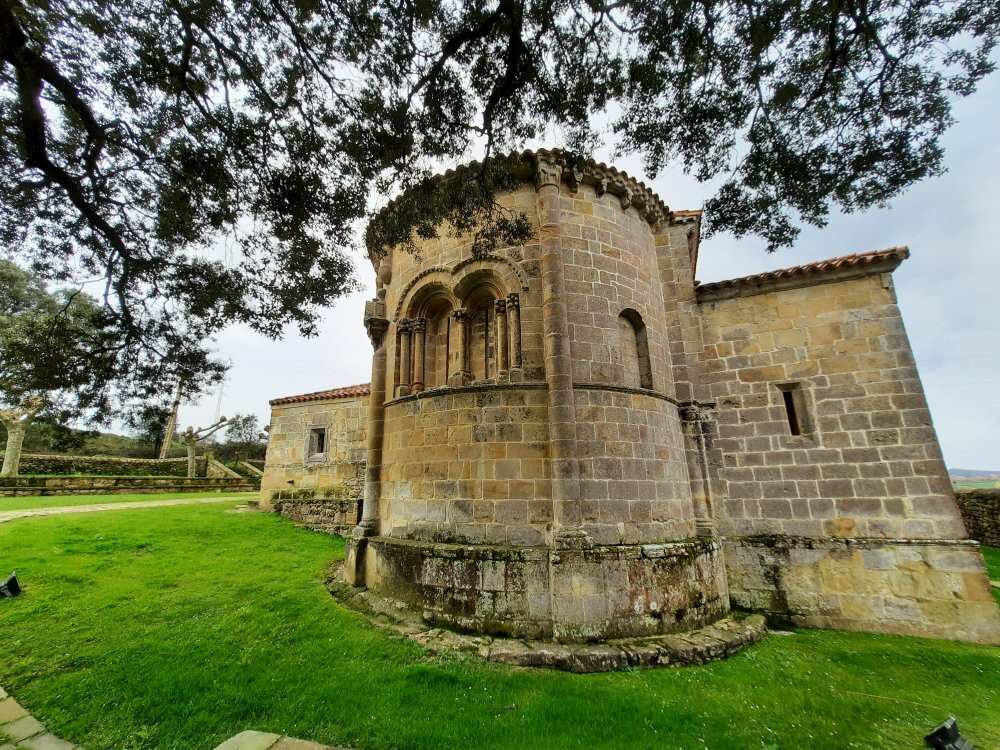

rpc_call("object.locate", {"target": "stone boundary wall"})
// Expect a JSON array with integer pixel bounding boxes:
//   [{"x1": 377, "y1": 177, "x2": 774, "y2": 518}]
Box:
[
  {"x1": 272, "y1": 497, "x2": 360, "y2": 534},
  {"x1": 0, "y1": 475, "x2": 254, "y2": 496},
  {"x1": 5, "y1": 454, "x2": 198, "y2": 477},
  {"x1": 955, "y1": 489, "x2": 1000, "y2": 547}
]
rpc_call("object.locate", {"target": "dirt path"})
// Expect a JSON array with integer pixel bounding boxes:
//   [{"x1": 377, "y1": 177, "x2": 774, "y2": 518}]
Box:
[{"x1": 0, "y1": 496, "x2": 245, "y2": 524}]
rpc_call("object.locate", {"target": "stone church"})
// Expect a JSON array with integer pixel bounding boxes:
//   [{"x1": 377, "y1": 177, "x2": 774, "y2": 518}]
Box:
[{"x1": 261, "y1": 149, "x2": 998, "y2": 645}]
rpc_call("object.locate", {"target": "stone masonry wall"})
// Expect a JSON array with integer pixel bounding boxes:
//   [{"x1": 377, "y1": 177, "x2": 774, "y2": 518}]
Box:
[
  {"x1": 273, "y1": 497, "x2": 360, "y2": 535},
  {"x1": 260, "y1": 396, "x2": 367, "y2": 510},
  {"x1": 385, "y1": 185, "x2": 547, "y2": 390},
  {"x1": 698, "y1": 271, "x2": 999, "y2": 643},
  {"x1": 380, "y1": 385, "x2": 551, "y2": 546},
  {"x1": 699, "y1": 273, "x2": 962, "y2": 541},
  {"x1": 550, "y1": 182, "x2": 698, "y2": 545},
  {"x1": 955, "y1": 489, "x2": 1000, "y2": 547}
]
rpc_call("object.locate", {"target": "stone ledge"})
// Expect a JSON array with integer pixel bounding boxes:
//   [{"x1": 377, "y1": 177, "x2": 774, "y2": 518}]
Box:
[{"x1": 328, "y1": 576, "x2": 765, "y2": 673}]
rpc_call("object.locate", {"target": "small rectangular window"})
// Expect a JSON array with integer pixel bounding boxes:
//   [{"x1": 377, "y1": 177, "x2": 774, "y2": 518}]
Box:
[
  {"x1": 307, "y1": 427, "x2": 327, "y2": 461},
  {"x1": 777, "y1": 383, "x2": 810, "y2": 437}
]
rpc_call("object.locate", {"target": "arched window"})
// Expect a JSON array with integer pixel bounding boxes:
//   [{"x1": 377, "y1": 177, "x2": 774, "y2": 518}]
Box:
[
  {"x1": 464, "y1": 285, "x2": 499, "y2": 381},
  {"x1": 420, "y1": 295, "x2": 454, "y2": 389},
  {"x1": 618, "y1": 309, "x2": 652, "y2": 389}
]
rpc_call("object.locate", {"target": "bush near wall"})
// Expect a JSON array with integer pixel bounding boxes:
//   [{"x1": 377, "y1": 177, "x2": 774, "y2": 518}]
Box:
[
  {"x1": 1, "y1": 454, "x2": 204, "y2": 477},
  {"x1": 955, "y1": 489, "x2": 1000, "y2": 547}
]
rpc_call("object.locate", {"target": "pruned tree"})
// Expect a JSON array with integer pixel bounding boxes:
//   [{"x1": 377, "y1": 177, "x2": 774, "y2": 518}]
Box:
[
  {"x1": 1, "y1": 0, "x2": 996, "y2": 366},
  {"x1": 179, "y1": 417, "x2": 228, "y2": 478}
]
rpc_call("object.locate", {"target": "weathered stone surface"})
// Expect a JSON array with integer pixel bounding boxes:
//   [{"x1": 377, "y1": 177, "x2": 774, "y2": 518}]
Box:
[
  {"x1": 12, "y1": 733, "x2": 77, "y2": 750},
  {"x1": 259, "y1": 395, "x2": 367, "y2": 511},
  {"x1": 0, "y1": 699, "x2": 28, "y2": 724},
  {"x1": 0, "y1": 715, "x2": 44, "y2": 742},
  {"x1": 212, "y1": 730, "x2": 282, "y2": 750}
]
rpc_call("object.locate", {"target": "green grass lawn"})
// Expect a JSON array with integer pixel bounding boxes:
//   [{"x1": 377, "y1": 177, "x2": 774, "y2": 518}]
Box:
[
  {"x1": 983, "y1": 545, "x2": 1000, "y2": 607},
  {"x1": 0, "y1": 491, "x2": 257, "y2": 512},
  {"x1": 1, "y1": 505, "x2": 998, "y2": 750}
]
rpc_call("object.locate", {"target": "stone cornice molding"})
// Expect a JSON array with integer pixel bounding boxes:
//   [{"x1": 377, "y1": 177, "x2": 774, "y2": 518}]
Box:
[{"x1": 367, "y1": 148, "x2": 692, "y2": 262}]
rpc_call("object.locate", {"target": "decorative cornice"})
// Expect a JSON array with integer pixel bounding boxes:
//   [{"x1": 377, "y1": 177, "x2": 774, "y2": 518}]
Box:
[
  {"x1": 367, "y1": 149, "x2": 675, "y2": 263},
  {"x1": 696, "y1": 247, "x2": 909, "y2": 303}
]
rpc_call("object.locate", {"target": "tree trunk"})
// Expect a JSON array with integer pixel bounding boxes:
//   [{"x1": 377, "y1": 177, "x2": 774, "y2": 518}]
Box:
[
  {"x1": 1, "y1": 421, "x2": 27, "y2": 478},
  {"x1": 186, "y1": 442, "x2": 197, "y2": 478},
  {"x1": 159, "y1": 381, "x2": 183, "y2": 459}
]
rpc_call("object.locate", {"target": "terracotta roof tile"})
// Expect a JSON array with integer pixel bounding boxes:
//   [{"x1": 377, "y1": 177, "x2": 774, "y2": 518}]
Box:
[
  {"x1": 270, "y1": 383, "x2": 371, "y2": 406},
  {"x1": 696, "y1": 247, "x2": 909, "y2": 301}
]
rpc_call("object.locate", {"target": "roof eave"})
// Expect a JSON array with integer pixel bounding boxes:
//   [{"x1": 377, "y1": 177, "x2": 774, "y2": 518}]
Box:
[{"x1": 695, "y1": 247, "x2": 909, "y2": 304}]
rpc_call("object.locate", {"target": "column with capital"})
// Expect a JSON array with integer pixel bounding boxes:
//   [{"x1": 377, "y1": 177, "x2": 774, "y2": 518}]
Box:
[
  {"x1": 494, "y1": 299, "x2": 509, "y2": 377},
  {"x1": 347, "y1": 298, "x2": 390, "y2": 588},
  {"x1": 411, "y1": 318, "x2": 426, "y2": 393},
  {"x1": 396, "y1": 319, "x2": 412, "y2": 397},
  {"x1": 535, "y1": 155, "x2": 589, "y2": 548},
  {"x1": 448, "y1": 308, "x2": 472, "y2": 386}
]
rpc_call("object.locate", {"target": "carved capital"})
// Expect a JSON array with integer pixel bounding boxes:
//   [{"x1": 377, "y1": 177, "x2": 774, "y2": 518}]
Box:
[
  {"x1": 534, "y1": 157, "x2": 563, "y2": 191},
  {"x1": 410, "y1": 317, "x2": 426, "y2": 333},
  {"x1": 397, "y1": 317, "x2": 412, "y2": 333},
  {"x1": 364, "y1": 316, "x2": 390, "y2": 350},
  {"x1": 450, "y1": 307, "x2": 471, "y2": 321},
  {"x1": 506, "y1": 293, "x2": 520, "y2": 311},
  {"x1": 494, "y1": 298, "x2": 507, "y2": 315}
]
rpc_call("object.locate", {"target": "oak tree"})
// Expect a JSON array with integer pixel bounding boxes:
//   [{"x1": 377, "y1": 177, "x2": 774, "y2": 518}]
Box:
[{"x1": 2, "y1": 0, "x2": 997, "y2": 362}]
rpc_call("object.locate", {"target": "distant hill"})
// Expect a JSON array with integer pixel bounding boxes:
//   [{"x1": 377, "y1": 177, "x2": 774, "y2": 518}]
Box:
[{"x1": 949, "y1": 468, "x2": 1000, "y2": 478}]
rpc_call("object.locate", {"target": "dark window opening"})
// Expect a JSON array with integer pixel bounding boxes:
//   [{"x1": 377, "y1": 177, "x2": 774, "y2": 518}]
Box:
[
  {"x1": 782, "y1": 389, "x2": 801, "y2": 436},
  {"x1": 308, "y1": 427, "x2": 327, "y2": 459},
  {"x1": 778, "y1": 383, "x2": 811, "y2": 437}
]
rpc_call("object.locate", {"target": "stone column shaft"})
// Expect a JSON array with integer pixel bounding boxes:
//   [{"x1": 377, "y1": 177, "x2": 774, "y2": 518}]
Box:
[
  {"x1": 448, "y1": 308, "x2": 471, "y2": 385},
  {"x1": 535, "y1": 158, "x2": 588, "y2": 546},
  {"x1": 495, "y1": 299, "x2": 509, "y2": 373},
  {"x1": 397, "y1": 319, "x2": 412, "y2": 397},
  {"x1": 411, "y1": 318, "x2": 426, "y2": 392},
  {"x1": 356, "y1": 316, "x2": 389, "y2": 537},
  {"x1": 507, "y1": 294, "x2": 522, "y2": 369}
]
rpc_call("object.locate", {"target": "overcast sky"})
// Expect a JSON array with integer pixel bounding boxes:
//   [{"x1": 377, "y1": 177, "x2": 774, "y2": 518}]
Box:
[{"x1": 179, "y1": 72, "x2": 1000, "y2": 472}]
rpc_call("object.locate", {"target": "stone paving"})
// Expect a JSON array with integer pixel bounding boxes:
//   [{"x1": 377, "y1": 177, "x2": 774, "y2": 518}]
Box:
[
  {"x1": 0, "y1": 686, "x2": 81, "y2": 750},
  {"x1": 1, "y1": 686, "x2": 345, "y2": 750},
  {"x1": 0, "y1": 496, "x2": 244, "y2": 524},
  {"x1": 212, "y1": 730, "x2": 344, "y2": 750}
]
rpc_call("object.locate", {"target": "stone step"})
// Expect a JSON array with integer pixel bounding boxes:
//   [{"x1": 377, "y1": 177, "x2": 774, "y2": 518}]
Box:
[{"x1": 212, "y1": 730, "x2": 347, "y2": 750}]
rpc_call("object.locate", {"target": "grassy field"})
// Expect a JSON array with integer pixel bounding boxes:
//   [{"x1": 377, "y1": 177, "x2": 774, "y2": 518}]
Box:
[
  {"x1": 0, "y1": 491, "x2": 257, "y2": 512},
  {"x1": 953, "y1": 480, "x2": 1000, "y2": 490},
  {"x1": 0, "y1": 504, "x2": 998, "y2": 750}
]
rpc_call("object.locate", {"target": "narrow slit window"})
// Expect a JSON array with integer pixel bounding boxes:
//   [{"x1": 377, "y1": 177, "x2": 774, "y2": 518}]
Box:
[
  {"x1": 782, "y1": 390, "x2": 801, "y2": 436},
  {"x1": 778, "y1": 383, "x2": 810, "y2": 437}
]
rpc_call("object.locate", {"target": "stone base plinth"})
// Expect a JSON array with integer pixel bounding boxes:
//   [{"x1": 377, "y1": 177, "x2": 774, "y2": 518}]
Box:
[
  {"x1": 344, "y1": 535, "x2": 729, "y2": 641},
  {"x1": 724, "y1": 536, "x2": 1000, "y2": 645}
]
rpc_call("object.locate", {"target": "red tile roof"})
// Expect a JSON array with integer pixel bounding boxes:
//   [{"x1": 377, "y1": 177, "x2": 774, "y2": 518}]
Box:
[
  {"x1": 270, "y1": 383, "x2": 371, "y2": 406},
  {"x1": 696, "y1": 247, "x2": 909, "y2": 301}
]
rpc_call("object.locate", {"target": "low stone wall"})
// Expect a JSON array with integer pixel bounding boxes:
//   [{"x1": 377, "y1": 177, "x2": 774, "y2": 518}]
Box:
[
  {"x1": 349, "y1": 536, "x2": 730, "y2": 641},
  {"x1": 272, "y1": 497, "x2": 360, "y2": 534},
  {"x1": 0, "y1": 476, "x2": 255, "y2": 496},
  {"x1": 7, "y1": 454, "x2": 198, "y2": 477},
  {"x1": 955, "y1": 489, "x2": 1000, "y2": 547},
  {"x1": 723, "y1": 536, "x2": 999, "y2": 644}
]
